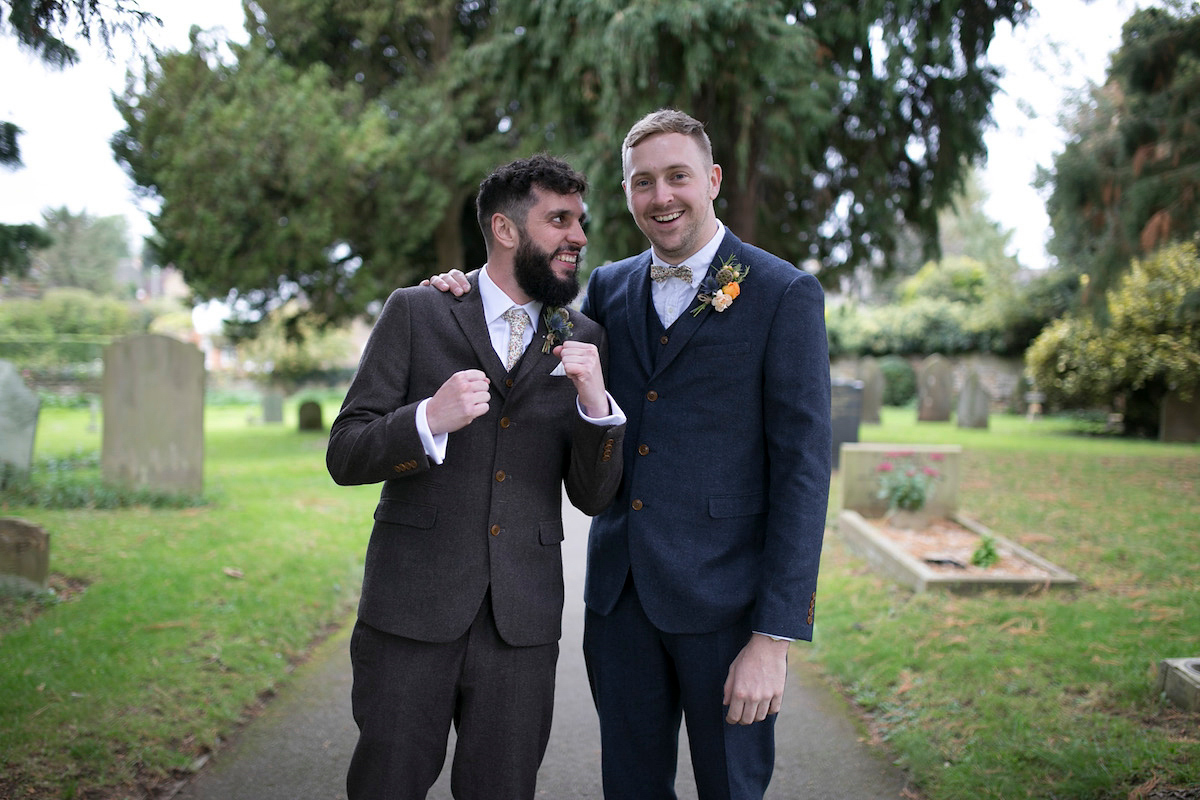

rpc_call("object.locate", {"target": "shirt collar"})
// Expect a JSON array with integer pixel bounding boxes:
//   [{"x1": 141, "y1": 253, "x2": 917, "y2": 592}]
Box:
[
  {"x1": 480, "y1": 264, "x2": 543, "y2": 326},
  {"x1": 650, "y1": 220, "x2": 726, "y2": 289}
]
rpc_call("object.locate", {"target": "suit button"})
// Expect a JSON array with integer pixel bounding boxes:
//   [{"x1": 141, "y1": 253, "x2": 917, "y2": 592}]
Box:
[
  {"x1": 660, "y1": 335, "x2": 669, "y2": 345},
  {"x1": 500, "y1": 417, "x2": 511, "y2": 428},
  {"x1": 631, "y1": 499, "x2": 643, "y2": 510},
  {"x1": 646, "y1": 390, "x2": 658, "y2": 401},
  {"x1": 637, "y1": 444, "x2": 649, "y2": 456},
  {"x1": 505, "y1": 378, "x2": 515, "y2": 388},
  {"x1": 495, "y1": 470, "x2": 506, "y2": 482},
  {"x1": 490, "y1": 524, "x2": 500, "y2": 536}
]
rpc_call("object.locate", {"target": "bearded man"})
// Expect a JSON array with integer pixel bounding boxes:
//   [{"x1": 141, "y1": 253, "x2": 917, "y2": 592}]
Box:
[{"x1": 326, "y1": 154, "x2": 625, "y2": 800}]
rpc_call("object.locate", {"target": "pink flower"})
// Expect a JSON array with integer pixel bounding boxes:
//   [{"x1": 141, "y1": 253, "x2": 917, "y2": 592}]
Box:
[
  {"x1": 922, "y1": 466, "x2": 940, "y2": 477},
  {"x1": 876, "y1": 462, "x2": 895, "y2": 472}
]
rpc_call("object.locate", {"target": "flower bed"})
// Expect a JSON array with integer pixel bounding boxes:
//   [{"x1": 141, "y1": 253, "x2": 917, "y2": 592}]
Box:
[{"x1": 837, "y1": 510, "x2": 1079, "y2": 594}]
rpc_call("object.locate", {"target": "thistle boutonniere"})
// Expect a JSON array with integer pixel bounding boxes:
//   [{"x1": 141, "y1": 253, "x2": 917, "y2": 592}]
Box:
[
  {"x1": 541, "y1": 306, "x2": 574, "y2": 353},
  {"x1": 690, "y1": 254, "x2": 748, "y2": 316}
]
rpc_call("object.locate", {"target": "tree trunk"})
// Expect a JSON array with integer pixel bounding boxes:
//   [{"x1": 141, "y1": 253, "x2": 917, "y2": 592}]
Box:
[{"x1": 434, "y1": 199, "x2": 464, "y2": 272}]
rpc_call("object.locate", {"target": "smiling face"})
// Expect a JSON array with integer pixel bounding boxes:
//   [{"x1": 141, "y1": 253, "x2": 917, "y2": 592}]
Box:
[
  {"x1": 623, "y1": 131, "x2": 722, "y2": 264},
  {"x1": 510, "y1": 186, "x2": 587, "y2": 306}
]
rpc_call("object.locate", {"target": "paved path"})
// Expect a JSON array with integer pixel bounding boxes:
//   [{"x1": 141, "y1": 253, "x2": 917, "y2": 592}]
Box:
[{"x1": 173, "y1": 502, "x2": 913, "y2": 799}]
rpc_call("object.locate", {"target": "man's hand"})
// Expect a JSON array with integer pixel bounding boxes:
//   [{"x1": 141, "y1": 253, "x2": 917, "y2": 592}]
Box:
[
  {"x1": 426, "y1": 369, "x2": 490, "y2": 434},
  {"x1": 422, "y1": 269, "x2": 471, "y2": 296},
  {"x1": 722, "y1": 634, "x2": 789, "y2": 725},
  {"x1": 554, "y1": 340, "x2": 610, "y2": 418}
]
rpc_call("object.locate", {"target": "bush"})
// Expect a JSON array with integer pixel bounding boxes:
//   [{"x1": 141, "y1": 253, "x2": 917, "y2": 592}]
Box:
[
  {"x1": 878, "y1": 356, "x2": 916, "y2": 406},
  {"x1": 1025, "y1": 242, "x2": 1200, "y2": 434}
]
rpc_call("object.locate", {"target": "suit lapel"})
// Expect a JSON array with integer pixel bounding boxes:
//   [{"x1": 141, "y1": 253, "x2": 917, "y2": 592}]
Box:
[
  {"x1": 624, "y1": 252, "x2": 656, "y2": 378},
  {"x1": 652, "y1": 231, "x2": 743, "y2": 377},
  {"x1": 449, "y1": 273, "x2": 510, "y2": 393}
]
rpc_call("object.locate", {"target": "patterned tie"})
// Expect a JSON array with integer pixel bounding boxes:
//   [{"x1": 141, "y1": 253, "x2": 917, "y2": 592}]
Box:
[
  {"x1": 501, "y1": 306, "x2": 529, "y2": 370},
  {"x1": 650, "y1": 264, "x2": 693, "y2": 283}
]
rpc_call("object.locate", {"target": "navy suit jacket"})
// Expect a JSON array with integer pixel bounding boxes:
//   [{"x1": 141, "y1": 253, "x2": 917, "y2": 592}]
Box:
[{"x1": 581, "y1": 230, "x2": 831, "y2": 640}]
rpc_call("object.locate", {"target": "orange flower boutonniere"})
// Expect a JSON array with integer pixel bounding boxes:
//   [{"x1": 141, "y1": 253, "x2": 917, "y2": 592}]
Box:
[{"x1": 691, "y1": 255, "x2": 748, "y2": 316}]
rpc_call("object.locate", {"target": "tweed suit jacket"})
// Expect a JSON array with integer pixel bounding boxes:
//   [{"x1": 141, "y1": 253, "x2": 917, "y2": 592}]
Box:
[
  {"x1": 581, "y1": 230, "x2": 831, "y2": 641},
  {"x1": 327, "y1": 274, "x2": 624, "y2": 648}
]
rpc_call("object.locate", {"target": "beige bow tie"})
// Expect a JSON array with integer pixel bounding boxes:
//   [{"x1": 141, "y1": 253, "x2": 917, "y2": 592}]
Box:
[{"x1": 650, "y1": 264, "x2": 693, "y2": 283}]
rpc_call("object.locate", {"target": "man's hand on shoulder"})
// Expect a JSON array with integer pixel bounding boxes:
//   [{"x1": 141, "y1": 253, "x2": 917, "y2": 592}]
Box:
[
  {"x1": 722, "y1": 633, "x2": 789, "y2": 725},
  {"x1": 421, "y1": 269, "x2": 471, "y2": 296}
]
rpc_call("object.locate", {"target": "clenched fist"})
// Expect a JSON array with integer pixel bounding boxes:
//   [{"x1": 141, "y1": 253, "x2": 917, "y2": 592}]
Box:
[
  {"x1": 555, "y1": 340, "x2": 610, "y2": 417},
  {"x1": 426, "y1": 369, "x2": 490, "y2": 434}
]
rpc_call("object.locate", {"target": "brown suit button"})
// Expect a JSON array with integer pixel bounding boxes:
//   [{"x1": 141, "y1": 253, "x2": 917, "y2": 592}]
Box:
[
  {"x1": 393, "y1": 464, "x2": 404, "y2": 473},
  {"x1": 490, "y1": 524, "x2": 500, "y2": 536},
  {"x1": 646, "y1": 390, "x2": 658, "y2": 401},
  {"x1": 637, "y1": 444, "x2": 650, "y2": 456},
  {"x1": 631, "y1": 499, "x2": 643, "y2": 510},
  {"x1": 495, "y1": 470, "x2": 506, "y2": 482},
  {"x1": 505, "y1": 378, "x2": 514, "y2": 388},
  {"x1": 500, "y1": 417, "x2": 511, "y2": 428},
  {"x1": 660, "y1": 335, "x2": 669, "y2": 345}
]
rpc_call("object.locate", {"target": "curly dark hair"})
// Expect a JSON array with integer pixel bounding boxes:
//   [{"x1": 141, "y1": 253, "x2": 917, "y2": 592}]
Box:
[{"x1": 476, "y1": 154, "x2": 588, "y2": 246}]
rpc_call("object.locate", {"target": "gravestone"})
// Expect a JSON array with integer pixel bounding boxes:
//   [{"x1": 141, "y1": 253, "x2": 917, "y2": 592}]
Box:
[
  {"x1": 262, "y1": 391, "x2": 285, "y2": 424},
  {"x1": 917, "y1": 354, "x2": 952, "y2": 422},
  {"x1": 0, "y1": 517, "x2": 49, "y2": 594},
  {"x1": 102, "y1": 334, "x2": 205, "y2": 493},
  {"x1": 830, "y1": 379, "x2": 863, "y2": 469},
  {"x1": 1160, "y1": 391, "x2": 1200, "y2": 443},
  {"x1": 0, "y1": 359, "x2": 40, "y2": 488},
  {"x1": 298, "y1": 400, "x2": 324, "y2": 432},
  {"x1": 857, "y1": 356, "x2": 883, "y2": 424},
  {"x1": 956, "y1": 371, "x2": 991, "y2": 429},
  {"x1": 838, "y1": 443, "x2": 963, "y2": 519}
]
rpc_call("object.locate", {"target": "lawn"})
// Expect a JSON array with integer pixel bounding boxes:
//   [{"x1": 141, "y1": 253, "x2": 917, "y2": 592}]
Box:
[
  {"x1": 805, "y1": 408, "x2": 1200, "y2": 799},
  {"x1": 1, "y1": 401, "x2": 1197, "y2": 798}
]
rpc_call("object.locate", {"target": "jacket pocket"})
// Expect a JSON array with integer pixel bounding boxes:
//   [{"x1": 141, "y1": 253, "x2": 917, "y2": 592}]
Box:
[
  {"x1": 708, "y1": 491, "x2": 768, "y2": 519},
  {"x1": 539, "y1": 520, "x2": 565, "y2": 545},
  {"x1": 373, "y1": 498, "x2": 438, "y2": 529}
]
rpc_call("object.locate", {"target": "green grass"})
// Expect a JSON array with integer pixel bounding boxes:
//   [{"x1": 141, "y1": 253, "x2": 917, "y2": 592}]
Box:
[
  {"x1": 1, "y1": 403, "x2": 1197, "y2": 798},
  {"x1": 1, "y1": 399, "x2": 373, "y2": 797},
  {"x1": 807, "y1": 408, "x2": 1200, "y2": 799}
]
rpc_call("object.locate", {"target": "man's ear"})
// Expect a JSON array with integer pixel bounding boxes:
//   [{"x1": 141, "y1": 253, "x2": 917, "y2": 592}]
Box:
[{"x1": 492, "y1": 213, "x2": 518, "y2": 250}]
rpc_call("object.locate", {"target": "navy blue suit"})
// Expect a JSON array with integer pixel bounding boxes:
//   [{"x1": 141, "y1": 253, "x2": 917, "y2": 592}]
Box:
[{"x1": 580, "y1": 230, "x2": 832, "y2": 799}]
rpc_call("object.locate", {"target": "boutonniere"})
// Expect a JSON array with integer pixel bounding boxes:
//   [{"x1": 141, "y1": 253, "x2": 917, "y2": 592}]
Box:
[
  {"x1": 541, "y1": 306, "x2": 574, "y2": 353},
  {"x1": 690, "y1": 254, "x2": 748, "y2": 316}
]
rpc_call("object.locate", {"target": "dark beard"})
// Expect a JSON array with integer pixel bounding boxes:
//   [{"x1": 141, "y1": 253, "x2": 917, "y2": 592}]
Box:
[{"x1": 513, "y1": 236, "x2": 581, "y2": 308}]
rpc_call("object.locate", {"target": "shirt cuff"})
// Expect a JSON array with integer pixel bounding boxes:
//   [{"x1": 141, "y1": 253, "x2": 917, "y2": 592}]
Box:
[
  {"x1": 754, "y1": 631, "x2": 795, "y2": 642},
  {"x1": 578, "y1": 392, "x2": 627, "y2": 426},
  {"x1": 416, "y1": 398, "x2": 448, "y2": 465}
]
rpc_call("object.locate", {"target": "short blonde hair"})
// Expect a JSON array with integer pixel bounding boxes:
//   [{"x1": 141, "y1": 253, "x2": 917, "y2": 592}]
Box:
[{"x1": 622, "y1": 109, "x2": 714, "y2": 172}]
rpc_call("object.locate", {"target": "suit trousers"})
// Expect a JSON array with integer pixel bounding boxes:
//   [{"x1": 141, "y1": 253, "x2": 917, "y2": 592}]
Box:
[
  {"x1": 346, "y1": 591, "x2": 559, "y2": 800},
  {"x1": 583, "y1": 576, "x2": 776, "y2": 800}
]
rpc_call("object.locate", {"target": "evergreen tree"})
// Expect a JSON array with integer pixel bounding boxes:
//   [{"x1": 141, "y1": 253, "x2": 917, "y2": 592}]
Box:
[
  {"x1": 1040, "y1": 4, "x2": 1200, "y2": 302},
  {"x1": 114, "y1": 0, "x2": 1028, "y2": 326}
]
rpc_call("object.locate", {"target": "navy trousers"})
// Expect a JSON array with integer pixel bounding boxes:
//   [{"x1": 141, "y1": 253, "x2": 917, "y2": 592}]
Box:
[{"x1": 583, "y1": 576, "x2": 777, "y2": 800}]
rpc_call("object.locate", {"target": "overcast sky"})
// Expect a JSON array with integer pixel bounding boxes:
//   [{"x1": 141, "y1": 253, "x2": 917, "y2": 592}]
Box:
[{"x1": 0, "y1": 0, "x2": 1143, "y2": 272}]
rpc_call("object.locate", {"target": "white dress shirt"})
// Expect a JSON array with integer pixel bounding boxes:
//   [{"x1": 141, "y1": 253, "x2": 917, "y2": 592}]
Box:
[
  {"x1": 650, "y1": 220, "x2": 725, "y2": 328},
  {"x1": 416, "y1": 264, "x2": 625, "y2": 464}
]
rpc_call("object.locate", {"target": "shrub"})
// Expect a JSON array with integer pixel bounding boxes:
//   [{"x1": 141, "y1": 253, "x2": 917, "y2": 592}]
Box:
[{"x1": 878, "y1": 356, "x2": 916, "y2": 406}]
